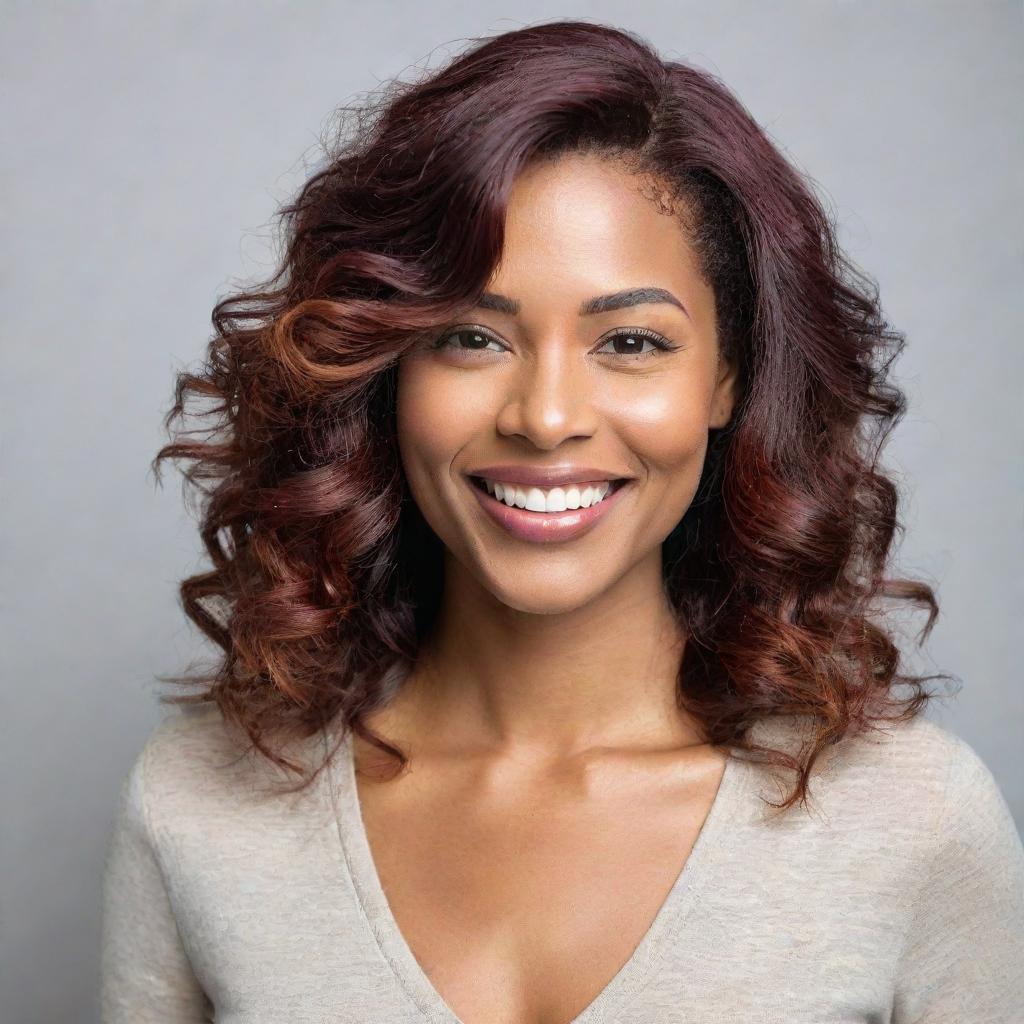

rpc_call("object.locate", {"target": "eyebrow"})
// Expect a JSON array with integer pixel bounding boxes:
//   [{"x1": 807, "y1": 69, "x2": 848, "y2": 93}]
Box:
[{"x1": 475, "y1": 286, "x2": 690, "y2": 320}]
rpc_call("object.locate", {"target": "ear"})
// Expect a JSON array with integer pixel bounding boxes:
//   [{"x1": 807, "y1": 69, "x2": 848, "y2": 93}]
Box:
[{"x1": 709, "y1": 354, "x2": 740, "y2": 429}]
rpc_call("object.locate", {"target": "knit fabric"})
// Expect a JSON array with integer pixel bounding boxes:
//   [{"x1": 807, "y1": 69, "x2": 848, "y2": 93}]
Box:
[{"x1": 100, "y1": 704, "x2": 1024, "y2": 1023}]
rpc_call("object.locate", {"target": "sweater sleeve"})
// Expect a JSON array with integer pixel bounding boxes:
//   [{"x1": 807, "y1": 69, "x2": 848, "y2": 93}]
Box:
[
  {"x1": 99, "y1": 738, "x2": 213, "y2": 1023},
  {"x1": 892, "y1": 736, "x2": 1024, "y2": 1023}
]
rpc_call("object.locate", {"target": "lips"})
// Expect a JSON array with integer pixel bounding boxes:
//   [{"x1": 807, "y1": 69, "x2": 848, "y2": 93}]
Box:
[{"x1": 466, "y1": 472, "x2": 632, "y2": 544}]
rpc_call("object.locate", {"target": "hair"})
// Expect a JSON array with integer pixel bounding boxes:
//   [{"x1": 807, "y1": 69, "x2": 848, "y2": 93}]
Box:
[{"x1": 152, "y1": 19, "x2": 956, "y2": 813}]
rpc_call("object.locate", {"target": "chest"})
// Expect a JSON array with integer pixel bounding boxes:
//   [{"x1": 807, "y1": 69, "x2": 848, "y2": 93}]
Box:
[
  {"x1": 354, "y1": 748, "x2": 729, "y2": 1024},
  {"x1": 163, "y1": 745, "x2": 916, "y2": 1024}
]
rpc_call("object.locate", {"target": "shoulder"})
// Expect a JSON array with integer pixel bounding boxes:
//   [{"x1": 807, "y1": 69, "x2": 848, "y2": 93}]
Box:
[
  {"x1": 740, "y1": 713, "x2": 1023, "y2": 940},
  {"x1": 124, "y1": 704, "x2": 328, "y2": 839},
  {"x1": 900, "y1": 719, "x2": 1023, "y2": 887},
  {"x1": 135, "y1": 703, "x2": 250, "y2": 791},
  {"x1": 831, "y1": 714, "x2": 1014, "y2": 830},
  {"x1": 886, "y1": 720, "x2": 1024, "y2": 1017},
  {"x1": 834, "y1": 714, "x2": 971, "y2": 798},
  {"x1": 745, "y1": 713, "x2": 1017, "y2": 843}
]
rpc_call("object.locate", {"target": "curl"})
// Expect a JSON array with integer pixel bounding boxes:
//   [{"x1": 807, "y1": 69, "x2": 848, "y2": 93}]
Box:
[{"x1": 151, "y1": 19, "x2": 955, "y2": 811}]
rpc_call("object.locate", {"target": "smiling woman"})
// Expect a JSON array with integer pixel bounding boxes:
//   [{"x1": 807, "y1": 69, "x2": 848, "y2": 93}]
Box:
[
  {"x1": 396, "y1": 153, "x2": 737, "y2": 573},
  {"x1": 100, "y1": 17, "x2": 1024, "y2": 1024}
]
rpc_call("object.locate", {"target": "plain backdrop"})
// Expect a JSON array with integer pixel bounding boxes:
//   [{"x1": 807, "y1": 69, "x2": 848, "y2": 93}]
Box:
[{"x1": 2, "y1": 2, "x2": 1021, "y2": 1021}]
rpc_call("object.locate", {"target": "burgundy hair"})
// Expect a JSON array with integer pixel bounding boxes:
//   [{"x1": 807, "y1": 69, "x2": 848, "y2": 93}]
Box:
[{"x1": 152, "y1": 19, "x2": 954, "y2": 811}]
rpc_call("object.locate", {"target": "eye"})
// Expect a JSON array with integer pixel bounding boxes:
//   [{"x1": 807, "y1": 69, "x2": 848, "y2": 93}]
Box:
[
  {"x1": 430, "y1": 327, "x2": 505, "y2": 355},
  {"x1": 595, "y1": 328, "x2": 680, "y2": 359},
  {"x1": 428, "y1": 325, "x2": 681, "y2": 360}
]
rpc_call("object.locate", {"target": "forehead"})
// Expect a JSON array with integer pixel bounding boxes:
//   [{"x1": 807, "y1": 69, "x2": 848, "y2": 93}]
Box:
[{"x1": 492, "y1": 153, "x2": 704, "y2": 297}]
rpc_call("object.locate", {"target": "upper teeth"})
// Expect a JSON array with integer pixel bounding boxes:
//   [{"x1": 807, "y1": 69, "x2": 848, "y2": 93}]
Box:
[{"x1": 481, "y1": 478, "x2": 614, "y2": 512}]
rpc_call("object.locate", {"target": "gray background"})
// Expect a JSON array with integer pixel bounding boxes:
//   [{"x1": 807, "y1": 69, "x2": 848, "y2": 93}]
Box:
[{"x1": 2, "y1": 2, "x2": 1021, "y2": 1021}]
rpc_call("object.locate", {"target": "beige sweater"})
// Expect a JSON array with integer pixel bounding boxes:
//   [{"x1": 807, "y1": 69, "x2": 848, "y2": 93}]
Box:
[{"x1": 100, "y1": 705, "x2": 1024, "y2": 1023}]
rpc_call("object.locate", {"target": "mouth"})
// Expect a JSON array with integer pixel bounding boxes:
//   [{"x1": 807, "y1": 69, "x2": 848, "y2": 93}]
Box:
[
  {"x1": 467, "y1": 475, "x2": 629, "y2": 509},
  {"x1": 465, "y1": 474, "x2": 632, "y2": 544}
]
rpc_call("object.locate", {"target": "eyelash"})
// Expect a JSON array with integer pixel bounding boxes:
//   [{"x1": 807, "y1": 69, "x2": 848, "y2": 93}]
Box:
[{"x1": 428, "y1": 326, "x2": 681, "y2": 361}]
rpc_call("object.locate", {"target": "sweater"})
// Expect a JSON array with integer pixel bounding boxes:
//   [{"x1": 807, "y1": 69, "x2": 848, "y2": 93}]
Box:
[{"x1": 99, "y1": 703, "x2": 1024, "y2": 1023}]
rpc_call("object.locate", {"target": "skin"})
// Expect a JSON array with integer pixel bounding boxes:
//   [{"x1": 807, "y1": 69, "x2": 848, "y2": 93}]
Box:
[{"x1": 353, "y1": 152, "x2": 741, "y2": 1024}]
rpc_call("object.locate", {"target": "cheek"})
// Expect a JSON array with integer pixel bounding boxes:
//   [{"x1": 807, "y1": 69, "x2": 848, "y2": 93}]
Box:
[
  {"x1": 395, "y1": 358, "x2": 491, "y2": 488},
  {"x1": 616, "y1": 384, "x2": 712, "y2": 474},
  {"x1": 395, "y1": 361, "x2": 448, "y2": 489},
  {"x1": 610, "y1": 378, "x2": 713, "y2": 539}
]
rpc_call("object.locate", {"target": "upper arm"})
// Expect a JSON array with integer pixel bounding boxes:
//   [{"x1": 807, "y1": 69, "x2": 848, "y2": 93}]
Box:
[
  {"x1": 892, "y1": 736, "x2": 1024, "y2": 1023},
  {"x1": 100, "y1": 737, "x2": 213, "y2": 1023}
]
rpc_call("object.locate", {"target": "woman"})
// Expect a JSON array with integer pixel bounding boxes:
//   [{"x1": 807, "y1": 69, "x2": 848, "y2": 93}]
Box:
[{"x1": 100, "y1": 19, "x2": 1024, "y2": 1024}]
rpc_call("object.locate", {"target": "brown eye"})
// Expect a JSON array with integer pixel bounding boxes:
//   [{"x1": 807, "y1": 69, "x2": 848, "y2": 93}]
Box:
[
  {"x1": 596, "y1": 328, "x2": 678, "y2": 359},
  {"x1": 431, "y1": 328, "x2": 504, "y2": 354}
]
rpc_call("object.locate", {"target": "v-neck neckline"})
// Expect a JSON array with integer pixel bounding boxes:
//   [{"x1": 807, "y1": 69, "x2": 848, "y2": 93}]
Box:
[{"x1": 325, "y1": 728, "x2": 750, "y2": 1024}]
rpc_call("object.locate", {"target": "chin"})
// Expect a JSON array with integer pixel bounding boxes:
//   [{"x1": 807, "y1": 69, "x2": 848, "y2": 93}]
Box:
[
  {"x1": 478, "y1": 566, "x2": 611, "y2": 617},
  {"x1": 497, "y1": 593, "x2": 600, "y2": 617}
]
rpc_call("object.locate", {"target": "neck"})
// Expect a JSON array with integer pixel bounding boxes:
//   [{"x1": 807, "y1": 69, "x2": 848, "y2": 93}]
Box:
[{"x1": 390, "y1": 548, "x2": 707, "y2": 760}]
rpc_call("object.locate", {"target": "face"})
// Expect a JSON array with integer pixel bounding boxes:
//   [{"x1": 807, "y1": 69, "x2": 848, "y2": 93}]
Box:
[{"x1": 395, "y1": 152, "x2": 739, "y2": 616}]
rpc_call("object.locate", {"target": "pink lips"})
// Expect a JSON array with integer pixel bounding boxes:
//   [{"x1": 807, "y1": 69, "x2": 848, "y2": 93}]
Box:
[{"x1": 468, "y1": 476, "x2": 631, "y2": 544}]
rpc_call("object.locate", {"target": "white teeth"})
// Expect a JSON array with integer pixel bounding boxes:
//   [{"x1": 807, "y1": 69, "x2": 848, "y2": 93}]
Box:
[{"x1": 484, "y1": 479, "x2": 613, "y2": 512}]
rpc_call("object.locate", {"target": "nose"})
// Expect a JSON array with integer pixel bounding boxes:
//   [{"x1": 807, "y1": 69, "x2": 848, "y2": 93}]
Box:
[{"x1": 493, "y1": 342, "x2": 600, "y2": 449}]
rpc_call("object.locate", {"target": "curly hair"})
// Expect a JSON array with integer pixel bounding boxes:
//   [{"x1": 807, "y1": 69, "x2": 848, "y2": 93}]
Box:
[{"x1": 151, "y1": 19, "x2": 955, "y2": 812}]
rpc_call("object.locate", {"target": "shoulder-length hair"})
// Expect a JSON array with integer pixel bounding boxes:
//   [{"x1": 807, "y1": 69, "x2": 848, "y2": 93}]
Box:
[{"x1": 153, "y1": 19, "x2": 954, "y2": 811}]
